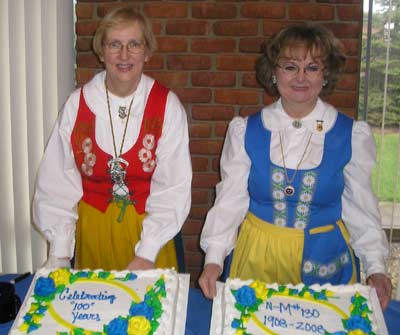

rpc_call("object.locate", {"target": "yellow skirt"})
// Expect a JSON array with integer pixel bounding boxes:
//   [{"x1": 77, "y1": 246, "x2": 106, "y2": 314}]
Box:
[{"x1": 75, "y1": 200, "x2": 178, "y2": 271}]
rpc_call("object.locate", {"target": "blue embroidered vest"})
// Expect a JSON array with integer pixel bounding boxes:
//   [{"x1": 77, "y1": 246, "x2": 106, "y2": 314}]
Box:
[{"x1": 245, "y1": 111, "x2": 353, "y2": 230}]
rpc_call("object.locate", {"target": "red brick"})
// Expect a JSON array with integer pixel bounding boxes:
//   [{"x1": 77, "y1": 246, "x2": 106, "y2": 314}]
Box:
[
  {"x1": 241, "y1": 4, "x2": 285, "y2": 19},
  {"x1": 77, "y1": 53, "x2": 103, "y2": 68},
  {"x1": 343, "y1": 58, "x2": 359, "y2": 73},
  {"x1": 193, "y1": 189, "x2": 211, "y2": 204},
  {"x1": 189, "y1": 206, "x2": 210, "y2": 221},
  {"x1": 97, "y1": 4, "x2": 140, "y2": 18},
  {"x1": 75, "y1": 3, "x2": 94, "y2": 19},
  {"x1": 316, "y1": 0, "x2": 361, "y2": 3},
  {"x1": 145, "y1": 71, "x2": 188, "y2": 88},
  {"x1": 191, "y1": 157, "x2": 210, "y2": 172},
  {"x1": 143, "y1": 3, "x2": 187, "y2": 18},
  {"x1": 182, "y1": 220, "x2": 205, "y2": 235},
  {"x1": 216, "y1": 55, "x2": 258, "y2": 71},
  {"x1": 337, "y1": 5, "x2": 363, "y2": 21},
  {"x1": 324, "y1": 92, "x2": 357, "y2": 108},
  {"x1": 263, "y1": 21, "x2": 300, "y2": 37},
  {"x1": 192, "y1": 173, "x2": 221, "y2": 188},
  {"x1": 212, "y1": 157, "x2": 220, "y2": 172},
  {"x1": 289, "y1": 4, "x2": 334, "y2": 20},
  {"x1": 192, "y1": 72, "x2": 236, "y2": 87},
  {"x1": 75, "y1": 21, "x2": 99, "y2": 37},
  {"x1": 156, "y1": 37, "x2": 187, "y2": 53},
  {"x1": 192, "y1": 105, "x2": 235, "y2": 121},
  {"x1": 239, "y1": 106, "x2": 264, "y2": 117},
  {"x1": 166, "y1": 21, "x2": 209, "y2": 36},
  {"x1": 192, "y1": 3, "x2": 237, "y2": 19},
  {"x1": 242, "y1": 72, "x2": 259, "y2": 88},
  {"x1": 190, "y1": 123, "x2": 212, "y2": 138},
  {"x1": 190, "y1": 140, "x2": 223, "y2": 155},
  {"x1": 213, "y1": 21, "x2": 258, "y2": 36},
  {"x1": 215, "y1": 123, "x2": 229, "y2": 137},
  {"x1": 239, "y1": 38, "x2": 265, "y2": 53},
  {"x1": 76, "y1": 38, "x2": 93, "y2": 52},
  {"x1": 262, "y1": 94, "x2": 279, "y2": 106},
  {"x1": 75, "y1": 68, "x2": 98, "y2": 86},
  {"x1": 144, "y1": 55, "x2": 164, "y2": 70},
  {"x1": 191, "y1": 38, "x2": 236, "y2": 53},
  {"x1": 215, "y1": 89, "x2": 259, "y2": 105},
  {"x1": 325, "y1": 23, "x2": 361, "y2": 39},
  {"x1": 337, "y1": 73, "x2": 358, "y2": 91},
  {"x1": 341, "y1": 39, "x2": 359, "y2": 56},
  {"x1": 173, "y1": 88, "x2": 212, "y2": 103},
  {"x1": 167, "y1": 55, "x2": 211, "y2": 70},
  {"x1": 183, "y1": 236, "x2": 201, "y2": 252}
]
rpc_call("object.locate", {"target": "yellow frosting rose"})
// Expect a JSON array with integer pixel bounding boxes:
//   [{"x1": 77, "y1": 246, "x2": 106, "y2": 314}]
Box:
[
  {"x1": 249, "y1": 280, "x2": 267, "y2": 300},
  {"x1": 128, "y1": 316, "x2": 151, "y2": 335},
  {"x1": 49, "y1": 268, "x2": 71, "y2": 287},
  {"x1": 348, "y1": 330, "x2": 367, "y2": 335}
]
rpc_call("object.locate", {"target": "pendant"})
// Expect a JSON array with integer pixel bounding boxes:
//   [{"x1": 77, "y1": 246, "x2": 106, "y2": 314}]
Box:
[
  {"x1": 284, "y1": 185, "x2": 295, "y2": 196},
  {"x1": 107, "y1": 157, "x2": 129, "y2": 186},
  {"x1": 292, "y1": 120, "x2": 302, "y2": 129},
  {"x1": 316, "y1": 120, "x2": 324, "y2": 132},
  {"x1": 118, "y1": 106, "x2": 127, "y2": 119}
]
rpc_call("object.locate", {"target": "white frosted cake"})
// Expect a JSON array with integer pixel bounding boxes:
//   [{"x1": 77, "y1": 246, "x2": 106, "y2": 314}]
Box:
[
  {"x1": 10, "y1": 268, "x2": 189, "y2": 335},
  {"x1": 210, "y1": 278, "x2": 388, "y2": 335}
]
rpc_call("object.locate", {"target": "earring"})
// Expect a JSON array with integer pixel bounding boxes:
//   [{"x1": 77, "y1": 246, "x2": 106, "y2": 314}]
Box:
[
  {"x1": 322, "y1": 79, "x2": 328, "y2": 87},
  {"x1": 272, "y1": 75, "x2": 277, "y2": 85}
]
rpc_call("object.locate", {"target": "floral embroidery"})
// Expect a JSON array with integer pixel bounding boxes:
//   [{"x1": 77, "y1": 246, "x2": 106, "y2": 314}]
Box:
[
  {"x1": 138, "y1": 133, "x2": 157, "y2": 173},
  {"x1": 142, "y1": 134, "x2": 155, "y2": 150},
  {"x1": 80, "y1": 137, "x2": 96, "y2": 177},
  {"x1": 138, "y1": 148, "x2": 152, "y2": 163},
  {"x1": 272, "y1": 168, "x2": 287, "y2": 227},
  {"x1": 302, "y1": 251, "x2": 351, "y2": 280},
  {"x1": 293, "y1": 171, "x2": 317, "y2": 229}
]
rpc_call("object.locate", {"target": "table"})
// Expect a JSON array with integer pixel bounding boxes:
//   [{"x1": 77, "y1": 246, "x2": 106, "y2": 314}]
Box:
[{"x1": 1, "y1": 274, "x2": 399, "y2": 335}]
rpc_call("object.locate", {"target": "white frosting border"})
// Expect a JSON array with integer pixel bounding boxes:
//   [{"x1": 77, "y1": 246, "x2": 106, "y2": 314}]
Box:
[
  {"x1": 209, "y1": 281, "x2": 389, "y2": 335},
  {"x1": 10, "y1": 268, "x2": 190, "y2": 335}
]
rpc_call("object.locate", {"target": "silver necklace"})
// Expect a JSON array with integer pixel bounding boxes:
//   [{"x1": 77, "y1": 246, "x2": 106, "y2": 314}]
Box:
[
  {"x1": 105, "y1": 82, "x2": 134, "y2": 200},
  {"x1": 278, "y1": 131, "x2": 313, "y2": 196}
]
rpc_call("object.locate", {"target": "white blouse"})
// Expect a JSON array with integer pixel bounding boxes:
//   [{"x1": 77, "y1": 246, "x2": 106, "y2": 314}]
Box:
[
  {"x1": 200, "y1": 98, "x2": 389, "y2": 278},
  {"x1": 33, "y1": 71, "x2": 192, "y2": 263}
]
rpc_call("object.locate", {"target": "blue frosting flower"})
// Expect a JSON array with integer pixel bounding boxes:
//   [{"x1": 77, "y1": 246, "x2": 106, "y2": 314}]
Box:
[
  {"x1": 34, "y1": 277, "x2": 56, "y2": 297},
  {"x1": 346, "y1": 315, "x2": 372, "y2": 333},
  {"x1": 129, "y1": 301, "x2": 154, "y2": 320},
  {"x1": 106, "y1": 317, "x2": 128, "y2": 335},
  {"x1": 234, "y1": 286, "x2": 257, "y2": 308},
  {"x1": 231, "y1": 319, "x2": 241, "y2": 329}
]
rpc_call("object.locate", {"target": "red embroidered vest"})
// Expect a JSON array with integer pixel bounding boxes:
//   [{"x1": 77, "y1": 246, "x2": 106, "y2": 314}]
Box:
[{"x1": 71, "y1": 81, "x2": 168, "y2": 214}]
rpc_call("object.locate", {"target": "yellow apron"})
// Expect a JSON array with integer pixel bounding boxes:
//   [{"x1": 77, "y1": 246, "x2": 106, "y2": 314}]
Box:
[
  {"x1": 75, "y1": 200, "x2": 178, "y2": 271},
  {"x1": 229, "y1": 212, "x2": 357, "y2": 285}
]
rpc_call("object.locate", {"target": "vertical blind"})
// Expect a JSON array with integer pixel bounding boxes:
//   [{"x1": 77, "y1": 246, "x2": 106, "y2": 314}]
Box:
[{"x1": 0, "y1": 0, "x2": 75, "y2": 273}]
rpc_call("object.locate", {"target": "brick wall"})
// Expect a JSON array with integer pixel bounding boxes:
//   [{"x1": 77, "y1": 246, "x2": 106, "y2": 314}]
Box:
[{"x1": 75, "y1": 0, "x2": 363, "y2": 286}]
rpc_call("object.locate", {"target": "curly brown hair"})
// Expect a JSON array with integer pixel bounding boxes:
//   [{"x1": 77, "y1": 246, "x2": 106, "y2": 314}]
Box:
[
  {"x1": 255, "y1": 24, "x2": 346, "y2": 97},
  {"x1": 93, "y1": 6, "x2": 157, "y2": 60}
]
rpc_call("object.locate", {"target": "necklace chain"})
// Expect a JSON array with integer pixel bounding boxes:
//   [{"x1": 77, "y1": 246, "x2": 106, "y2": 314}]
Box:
[
  {"x1": 279, "y1": 131, "x2": 313, "y2": 187},
  {"x1": 105, "y1": 82, "x2": 134, "y2": 158}
]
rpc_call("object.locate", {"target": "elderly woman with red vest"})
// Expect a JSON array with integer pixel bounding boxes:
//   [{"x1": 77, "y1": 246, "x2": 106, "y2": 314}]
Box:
[{"x1": 33, "y1": 6, "x2": 191, "y2": 272}]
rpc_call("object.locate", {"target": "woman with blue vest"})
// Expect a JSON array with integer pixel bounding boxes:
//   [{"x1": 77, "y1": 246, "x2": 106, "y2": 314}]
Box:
[
  {"x1": 199, "y1": 24, "x2": 392, "y2": 310},
  {"x1": 32, "y1": 6, "x2": 191, "y2": 272}
]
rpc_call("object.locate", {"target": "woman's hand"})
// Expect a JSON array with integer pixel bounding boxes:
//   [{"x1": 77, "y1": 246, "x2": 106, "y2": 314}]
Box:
[
  {"x1": 367, "y1": 273, "x2": 392, "y2": 311},
  {"x1": 198, "y1": 263, "x2": 222, "y2": 299},
  {"x1": 127, "y1": 256, "x2": 155, "y2": 271}
]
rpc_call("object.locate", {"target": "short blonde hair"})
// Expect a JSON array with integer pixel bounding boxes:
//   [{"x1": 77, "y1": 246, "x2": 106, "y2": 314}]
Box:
[
  {"x1": 256, "y1": 24, "x2": 346, "y2": 97},
  {"x1": 93, "y1": 6, "x2": 157, "y2": 59}
]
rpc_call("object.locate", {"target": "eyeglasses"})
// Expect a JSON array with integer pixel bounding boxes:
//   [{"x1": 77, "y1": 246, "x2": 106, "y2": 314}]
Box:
[
  {"x1": 276, "y1": 62, "x2": 324, "y2": 77},
  {"x1": 104, "y1": 40, "x2": 145, "y2": 54}
]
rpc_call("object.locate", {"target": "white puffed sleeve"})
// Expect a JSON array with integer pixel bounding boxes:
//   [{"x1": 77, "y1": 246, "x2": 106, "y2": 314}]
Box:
[
  {"x1": 32, "y1": 89, "x2": 83, "y2": 259},
  {"x1": 342, "y1": 120, "x2": 389, "y2": 277},
  {"x1": 134, "y1": 91, "x2": 192, "y2": 262},
  {"x1": 200, "y1": 117, "x2": 251, "y2": 269}
]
